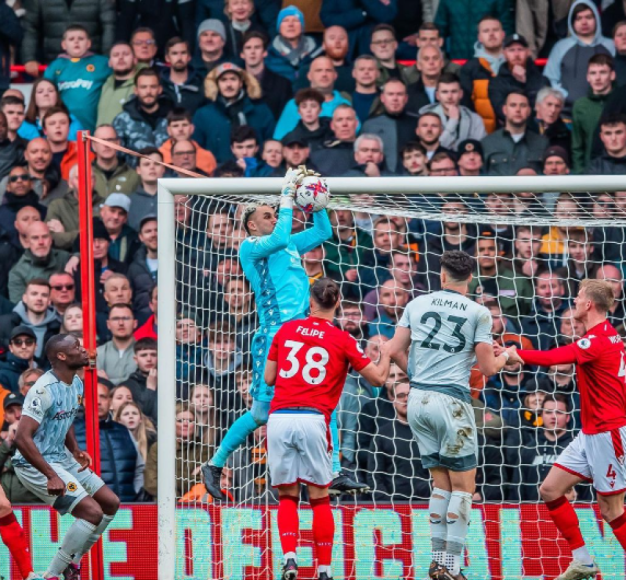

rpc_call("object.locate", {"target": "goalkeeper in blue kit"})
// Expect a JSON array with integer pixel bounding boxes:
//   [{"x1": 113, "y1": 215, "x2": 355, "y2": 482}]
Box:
[{"x1": 202, "y1": 168, "x2": 368, "y2": 499}]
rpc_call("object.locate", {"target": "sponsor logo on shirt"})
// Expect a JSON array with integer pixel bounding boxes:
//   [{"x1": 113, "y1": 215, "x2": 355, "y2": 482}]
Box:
[
  {"x1": 52, "y1": 408, "x2": 79, "y2": 421},
  {"x1": 58, "y1": 79, "x2": 94, "y2": 91}
]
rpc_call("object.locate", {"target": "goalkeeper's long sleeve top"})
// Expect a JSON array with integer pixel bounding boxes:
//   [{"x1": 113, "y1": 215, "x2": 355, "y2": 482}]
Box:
[{"x1": 239, "y1": 207, "x2": 332, "y2": 327}]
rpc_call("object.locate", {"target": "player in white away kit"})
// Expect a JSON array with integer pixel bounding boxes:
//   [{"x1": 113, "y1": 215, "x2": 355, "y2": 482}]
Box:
[
  {"x1": 264, "y1": 278, "x2": 392, "y2": 580},
  {"x1": 13, "y1": 335, "x2": 120, "y2": 580},
  {"x1": 388, "y1": 251, "x2": 510, "y2": 580}
]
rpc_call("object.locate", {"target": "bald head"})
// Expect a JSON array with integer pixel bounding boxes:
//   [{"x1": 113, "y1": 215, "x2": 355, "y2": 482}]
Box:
[
  {"x1": 45, "y1": 334, "x2": 76, "y2": 364},
  {"x1": 307, "y1": 56, "x2": 337, "y2": 93},
  {"x1": 25, "y1": 137, "x2": 52, "y2": 175}
]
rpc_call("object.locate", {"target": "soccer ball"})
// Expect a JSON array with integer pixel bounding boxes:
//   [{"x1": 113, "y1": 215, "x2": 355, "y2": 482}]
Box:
[{"x1": 295, "y1": 176, "x2": 331, "y2": 214}]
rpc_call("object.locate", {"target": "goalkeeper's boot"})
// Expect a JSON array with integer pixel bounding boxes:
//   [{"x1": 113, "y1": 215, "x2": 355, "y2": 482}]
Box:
[
  {"x1": 428, "y1": 560, "x2": 446, "y2": 579},
  {"x1": 281, "y1": 558, "x2": 298, "y2": 580},
  {"x1": 435, "y1": 565, "x2": 467, "y2": 580},
  {"x1": 555, "y1": 559, "x2": 600, "y2": 580},
  {"x1": 63, "y1": 563, "x2": 81, "y2": 580},
  {"x1": 328, "y1": 471, "x2": 369, "y2": 496},
  {"x1": 318, "y1": 573, "x2": 333, "y2": 580},
  {"x1": 201, "y1": 462, "x2": 226, "y2": 501}
]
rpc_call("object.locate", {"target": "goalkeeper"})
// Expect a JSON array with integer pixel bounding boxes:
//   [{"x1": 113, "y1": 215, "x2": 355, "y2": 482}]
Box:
[{"x1": 202, "y1": 167, "x2": 367, "y2": 499}]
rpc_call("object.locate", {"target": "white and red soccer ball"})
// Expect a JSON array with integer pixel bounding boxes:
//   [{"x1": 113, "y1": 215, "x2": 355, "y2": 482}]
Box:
[{"x1": 295, "y1": 176, "x2": 331, "y2": 214}]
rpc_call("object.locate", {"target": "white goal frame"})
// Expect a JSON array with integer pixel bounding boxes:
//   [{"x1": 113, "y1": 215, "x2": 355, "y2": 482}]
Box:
[{"x1": 156, "y1": 174, "x2": 626, "y2": 580}]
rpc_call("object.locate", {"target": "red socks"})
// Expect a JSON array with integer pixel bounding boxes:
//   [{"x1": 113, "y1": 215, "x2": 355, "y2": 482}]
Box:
[
  {"x1": 0, "y1": 512, "x2": 33, "y2": 579},
  {"x1": 609, "y1": 511, "x2": 626, "y2": 549},
  {"x1": 278, "y1": 495, "x2": 299, "y2": 555},
  {"x1": 545, "y1": 496, "x2": 586, "y2": 550},
  {"x1": 310, "y1": 496, "x2": 334, "y2": 566}
]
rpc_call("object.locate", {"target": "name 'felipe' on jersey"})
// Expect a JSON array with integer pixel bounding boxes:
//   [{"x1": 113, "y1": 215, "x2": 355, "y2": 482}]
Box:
[
  {"x1": 268, "y1": 316, "x2": 372, "y2": 420},
  {"x1": 399, "y1": 289, "x2": 493, "y2": 396}
]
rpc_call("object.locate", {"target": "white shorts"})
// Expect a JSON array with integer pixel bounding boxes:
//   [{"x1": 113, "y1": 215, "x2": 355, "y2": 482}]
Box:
[
  {"x1": 407, "y1": 388, "x2": 478, "y2": 472},
  {"x1": 556, "y1": 426, "x2": 626, "y2": 496},
  {"x1": 267, "y1": 411, "x2": 333, "y2": 488},
  {"x1": 14, "y1": 453, "x2": 105, "y2": 514}
]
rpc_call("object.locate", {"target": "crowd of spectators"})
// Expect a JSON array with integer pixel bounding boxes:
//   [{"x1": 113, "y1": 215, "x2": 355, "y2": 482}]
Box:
[{"x1": 0, "y1": 0, "x2": 625, "y2": 505}]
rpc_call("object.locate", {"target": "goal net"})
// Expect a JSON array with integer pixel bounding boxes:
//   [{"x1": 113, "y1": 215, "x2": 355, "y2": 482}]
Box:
[{"x1": 156, "y1": 175, "x2": 626, "y2": 580}]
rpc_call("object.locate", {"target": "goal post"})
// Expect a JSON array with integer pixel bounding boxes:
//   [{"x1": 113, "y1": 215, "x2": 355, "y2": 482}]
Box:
[{"x1": 157, "y1": 175, "x2": 626, "y2": 580}]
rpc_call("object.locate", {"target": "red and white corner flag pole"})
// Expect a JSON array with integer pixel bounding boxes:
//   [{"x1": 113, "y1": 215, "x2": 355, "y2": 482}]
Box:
[{"x1": 77, "y1": 130, "x2": 104, "y2": 580}]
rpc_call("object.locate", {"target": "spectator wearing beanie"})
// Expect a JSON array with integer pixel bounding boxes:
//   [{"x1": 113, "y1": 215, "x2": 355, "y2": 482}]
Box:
[
  {"x1": 457, "y1": 139, "x2": 484, "y2": 176},
  {"x1": 265, "y1": 6, "x2": 317, "y2": 87},
  {"x1": 544, "y1": 0, "x2": 615, "y2": 112},
  {"x1": 192, "y1": 62, "x2": 275, "y2": 163},
  {"x1": 193, "y1": 18, "x2": 237, "y2": 73}
]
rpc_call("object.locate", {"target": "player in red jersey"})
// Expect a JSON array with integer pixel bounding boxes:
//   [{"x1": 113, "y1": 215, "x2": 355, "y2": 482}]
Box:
[
  {"x1": 504, "y1": 279, "x2": 626, "y2": 580},
  {"x1": 264, "y1": 278, "x2": 392, "y2": 580}
]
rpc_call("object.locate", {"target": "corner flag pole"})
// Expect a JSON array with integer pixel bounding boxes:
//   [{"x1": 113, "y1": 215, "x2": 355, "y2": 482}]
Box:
[{"x1": 77, "y1": 130, "x2": 104, "y2": 580}]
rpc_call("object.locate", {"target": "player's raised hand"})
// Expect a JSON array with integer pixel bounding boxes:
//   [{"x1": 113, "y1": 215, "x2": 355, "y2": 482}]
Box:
[
  {"x1": 47, "y1": 474, "x2": 66, "y2": 496},
  {"x1": 281, "y1": 168, "x2": 300, "y2": 198}
]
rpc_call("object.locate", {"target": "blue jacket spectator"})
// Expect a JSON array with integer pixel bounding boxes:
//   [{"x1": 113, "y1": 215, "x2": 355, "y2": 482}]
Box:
[
  {"x1": 192, "y1": 62, "x2": 275, "y2": 163},
  {"x1": 320, "y1": 0, "x2": 397, "y2": 58},
  {"x1": 273, "y1": 90, "x2": 351, "y2": 140},
  {"x1": 75, "y1": 391, "x2": 143, "y2": 503},
  {"x1": 265, "y1": 6, "x2": 317, "y2": 87},
  {"x1": 544, "y1": 0, "x2": 615, "y2": 110}
]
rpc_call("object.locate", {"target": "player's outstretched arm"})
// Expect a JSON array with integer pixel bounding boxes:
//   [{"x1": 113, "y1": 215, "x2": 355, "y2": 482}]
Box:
[
  {"x1": 387, "y1": 326, "x2": 411, "y2": 374},
  {"x1": 291, "y1": 209, "x2": 333, "y2": 255},
  {"x1": 513, "y1": 343, "x2": 579, "y2": 367},
  {"x1": 359, "y1": 341, "x2": 392, "y2": 387},
  {"x1": 14, "y1": 416, "x2": 66, "y2": 496},
  {"x1": 475, "y1": 342, "x2": 510, "y2": 376}
]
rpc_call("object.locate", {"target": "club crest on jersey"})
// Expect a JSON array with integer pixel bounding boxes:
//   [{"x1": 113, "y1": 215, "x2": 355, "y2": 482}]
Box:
[
  {"x1": 67, "y1": 481, "x2": 78, "y2": 492},
  {"x1": 577, "y1": 338, "x2": 591, "y2": 350}
]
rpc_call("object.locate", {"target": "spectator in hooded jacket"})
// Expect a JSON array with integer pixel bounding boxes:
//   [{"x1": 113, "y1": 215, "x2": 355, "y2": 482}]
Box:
[
  {"x1": 434, "y1": 0, "x2": 513, "y2": 60},
  {"x1": 588, "y1": 113, "x2": 626, "y2": 175},
  {"x1": 127, "y1": 216, "x2": 158, "y2": 321},
  {"x1": 113, "y1": 68, "x2": 172, "y2": 167},
  {"x1": 459, "y1": 15, "x2": 506, "y2": 134},
  {"x1": 572, "y1": 54, "x2": 615, "y2": 174},
  {"x1": 161, "y1": 37, "x2": 206, "y2": 115},
  {"x1": 488, "y1": 33, "x2": 550, "y2": 126},
  {"x1": 482, "y1": 91, "x2": 549, "y2": 176},
  {"x1": 419, "y1": 72, "x2": 486, "y2": 151},
  {"x1": 240, "y1": 31, "x2": 293, "y2": 122},
  {"x1": 544, "y1": 0, "x2": 615, "y2": 112},
  {"x1": 362, "y1": 79, "x2": 417, "y2": 172},
  {"x1": 534, "y1": 87, "x2": 571, "y2": 155},
  {"x1": 265, "y1": 6, "x2": 317, "y2": 87},
  {"x1": 129, "y1": 149, "x2": 165, "y2": 232},
  {"x1": 192, "y1": 62, "x2": 275, "y2": 163},
  {"x1": 281, "y1": 88, "x2": 333, "y2": 150},
  {"x1": 273, "y1": 55, "x2": 352, "y2": 140}
]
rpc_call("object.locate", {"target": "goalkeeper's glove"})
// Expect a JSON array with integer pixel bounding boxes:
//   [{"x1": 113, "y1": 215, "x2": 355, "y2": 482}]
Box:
[
  {"x1": 296, "y1": 165, "x2": 321, "y2": 179},
  {"x1": 281, "y1": 168, "x2": 300, "y2": 198}
]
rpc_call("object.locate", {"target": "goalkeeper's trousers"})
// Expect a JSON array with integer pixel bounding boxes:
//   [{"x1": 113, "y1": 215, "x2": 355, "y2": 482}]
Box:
[{"x1": 212, "y1": 399, "x2": 342, "y2": 474}]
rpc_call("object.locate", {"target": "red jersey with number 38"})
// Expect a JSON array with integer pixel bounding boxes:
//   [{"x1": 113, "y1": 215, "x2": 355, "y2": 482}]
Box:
[
  {"x1": 268, "y1": 316, "x2": 372, "y2": 421},
  {"x1": 519, "y1": 321, "x2": 626, "y2": 434}
]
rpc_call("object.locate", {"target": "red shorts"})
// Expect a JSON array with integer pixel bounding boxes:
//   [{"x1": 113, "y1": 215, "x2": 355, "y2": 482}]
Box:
[{"x1": 556, "y1": 426, "x2": 626, "y2": 496}]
